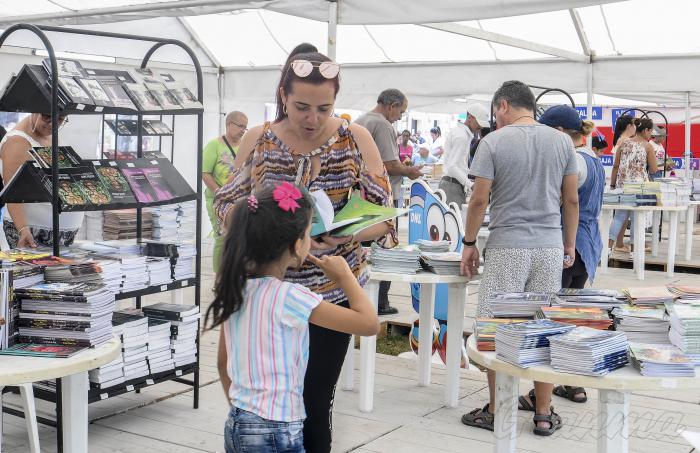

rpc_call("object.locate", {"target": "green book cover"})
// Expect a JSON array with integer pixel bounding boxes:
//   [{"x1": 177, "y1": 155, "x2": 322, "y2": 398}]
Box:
[{"x1": 310, "y1": 190, "x2": 406, "y2": 237}]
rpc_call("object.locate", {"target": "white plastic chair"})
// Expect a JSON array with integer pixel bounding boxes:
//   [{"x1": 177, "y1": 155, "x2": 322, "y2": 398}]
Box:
[{"x1": 0, "y1": 383, "x2": 40, "y2": 453}]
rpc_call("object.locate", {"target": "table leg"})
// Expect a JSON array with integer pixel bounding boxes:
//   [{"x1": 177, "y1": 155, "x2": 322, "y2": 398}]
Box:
[
  {"x1": 685, "y1": 205, "x2": 695, "y2": 262},
  {"x1": 633, "y1": 211, "x2": 645, "y2": 280},
  {"x1": 340, "y1": 335, "x2": 354, "y2": 391},
  {"x1": 493, "y1": 372, "x2": 518, "y2": 453},
  {"x1": 667, "y1": 211, "x2": 679, "y2": 277},
  {"x1": 418, "y1": 283, "x2": 436, "y2": 387},
  {"x1": 597, "y1": 389, "x2": 630, "y2": 453},
  {"x1": 599, "y1": 209, "x2": 613, "y2": 273},
  {"x1": 358, "y1": 281, "x2": 379, "y2": 412},
  {"x1": 444, "y1": 283, "x2": 467, "y2": 407},
  {"x1": 651, "y1": 211, "x2": 661, "y2": 257},
  {"x1": 61, "y1": 372, "x2": 89, "y2": 453}
]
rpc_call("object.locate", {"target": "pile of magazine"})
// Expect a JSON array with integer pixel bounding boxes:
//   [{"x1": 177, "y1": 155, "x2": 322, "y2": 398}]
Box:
[
  {"x1": 668, "y1": 304, "x2": 700, "y2": 354},
  {"x1": 556, "y1": 288, "x2": 626, "y2": 310},
  {"x1": 142, "y1": 303, "x2": 199, "y2": 368},
  {"x1": 147, "y1": 318, "x2": 175, "y2": 375},
  {"x1": 103, "y1": 210, "x2": 154, "y2": 240},
  {"x1": 495, "y1": 319, "x2": 575, "y2": 367},
  {"x1": 667, "y1": 285, "x2": 700, "y2": 302},
  {"x1": 144, "y1": 241, "x2": 196, "y2": 280},
  {"x1": 89, "y1": 353, "x2": 124, "y2": 389},
  {"x1": 419, "y1": 252, "x2": 462, "y2": 275},
  {"x1": 15, "y1": 282, "x2": 115, "y2": 348},
  {"x1": 489, "y1": 293, "x2": 558, "y2": 318},
  {"x1": 624, "y1": 286, "x2": 676, "y2": 306},
  {"x1": 113, "y1": 311, "x2": 150, "y2": 383},
  {"x1": 150, "y1": 205, "x2": 180, "y2": 240},
  {"x1": 628, "y1": 343, "x2": 695, "y2": 377},
  {"x1": 474, "y1": 318, "x2": 526, "y2": 351},
  {"x1": 536, "y1": 306, "x2": 613, "y2": 330},
  {"x1": 549, "y1": 327, "x2": 628, "y2": 376},
  {"x1": 611, "y1": 305, "x2": 670, "y2": 344},
  {"x1": 146, "y1": 257, "x2": 173, "y2": 286},
  {"x1": 370, "y1": 244, "x2": 421, "y2": 274},
  {"x1": 43, "y1": 257, "x2": 122, "y2": 293},
  {"x1": 415, "y1": 239, "x2": 451, "y2": 253}
]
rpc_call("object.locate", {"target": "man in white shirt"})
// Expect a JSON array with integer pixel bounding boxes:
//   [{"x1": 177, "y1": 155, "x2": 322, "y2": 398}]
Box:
[{"x1": 438, "y1": 103, "x2": 490, "y2": 206}]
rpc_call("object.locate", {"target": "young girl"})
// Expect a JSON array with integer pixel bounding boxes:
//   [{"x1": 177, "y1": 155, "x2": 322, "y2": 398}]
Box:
[{"x1": 205, "y1": 182, "x2": 379, "y2": 453}]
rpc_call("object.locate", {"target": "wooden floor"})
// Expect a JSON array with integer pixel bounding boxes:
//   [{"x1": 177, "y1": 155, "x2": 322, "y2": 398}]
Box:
[{"x1": 3, "y1": 229, "x2": 700, "y2": 452}]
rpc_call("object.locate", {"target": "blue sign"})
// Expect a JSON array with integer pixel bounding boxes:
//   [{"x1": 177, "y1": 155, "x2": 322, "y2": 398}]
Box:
[
  {"x1": 575, "y1": 106, "x2": 602, "y2": 120},
  {"x1": 611, "y1": 108, "x2": 632, "y2": 127},
  {"x1": 600, "y1": 155, "x2": 614, "y2": 166},
  {"x1": 671, "y1": 158, "x2": 700, "y2": 170}
]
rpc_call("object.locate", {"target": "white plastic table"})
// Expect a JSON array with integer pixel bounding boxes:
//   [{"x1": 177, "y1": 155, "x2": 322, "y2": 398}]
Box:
[
  {"x1": 683, "y1": 200, "x2": 700, "y2": 261},
  {"x1": 0, "y1": 339, "x2": 121, "y2": 453},
  {"x1": 341, "y1": 270, "x2": 470, "y2": 412},
  {"x1": 466, "y1": 335, "x2": 700, "y2": 453},
  {"x1": 599, "y1": 204, "x2": 688, "y2": 279}
]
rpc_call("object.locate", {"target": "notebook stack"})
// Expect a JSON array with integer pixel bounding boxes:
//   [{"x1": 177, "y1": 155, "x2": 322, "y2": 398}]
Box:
[
  {"x1": 146, "y1": 318, "x2": 175, "y2": 374},
  {"x1": 2, "y1": 262, "x2": 44, "y2": 289},
  {"x1": 549, "y1": 327, "x2": 628, "y2": 376},
  {"x1": 142, "y1": 304, "x2": 199, "y2": 367},
  {"x1": 556, "y1": 288, "x2": 625, "y2": 310},
  {"x1": 146, "y1": 257, "x2": 173, "y2": 286},
  {"x1": 370, "y1": 244, "x2": 421, "y2": 274},
  {"x1": 415, "y1": 239, "x2": 451, "y2": 253},
  {"x1": 172, "y1": 243, "x2": 196, "y2": 280},
  {"x1": 628, "y1": 343, "x2": 695, "y2": 377},
  {"x1": 89, "y1": 354, "x2": 125, "y2": 389},
  {"x1": 624, "y1": 286, "x2": 677, "y2": 306},
  {"x1": 536, "y1": 306, "x2": 613, "y2": 330},
  {"x1": 419, "y1": 252, "x2": 462, "y2": 275},
  {"x1": 494, "y1": 319, "x2": 575, "y2": 367},
  {"x1": 150, "y1": 206, "x2": 180, "y2": 240},
  {"x1": 489, "y1": 293, "x2": 557, "y2": 318},
  {"x1": 667, "y1": 285, "x2": 700, "y2": 303},
  {"x1": 474, "y1": 318, "x2": 527, "y2": 351},
  {"x1": 112, "y1": 311, "x2": 150, "y2": 381},
  {"x1": 102, "y1": 210, "x2": 153, "y2": 240},
  {"x1": 611, "y1": 305, "x2": 670, "y2": 344},
  {"x1": 16, "y1": 282, "x2": 115, "y2": 347},
  {"x1": 668, "y1": 304, "x2": 700, "y2": 354}
]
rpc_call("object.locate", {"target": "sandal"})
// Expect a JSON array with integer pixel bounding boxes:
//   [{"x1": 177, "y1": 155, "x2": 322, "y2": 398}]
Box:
[
  {"x1": 517, "y1": 388, "x2": 536, "y2": 412},
  {"x1": 461, "y1": 404, "x2": 494, "y2": 432},
  {"x1": 533, "y1": 408, "x2": 563, "y2": 436},
  {"x1": 553, "y1": 385, "x2": 587, "y2": 403},
  {"x1": 613, "y1": 245, "x2": 631, "y2": 253}
]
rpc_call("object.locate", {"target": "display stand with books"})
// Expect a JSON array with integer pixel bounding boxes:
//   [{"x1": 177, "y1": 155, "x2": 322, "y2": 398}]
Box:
[
  {"x1": 102, "y1": 113, "x2": 174, "y2": 160},
  {"x1": 0, "y1": 23, "x2": 204, "y2": 449}
]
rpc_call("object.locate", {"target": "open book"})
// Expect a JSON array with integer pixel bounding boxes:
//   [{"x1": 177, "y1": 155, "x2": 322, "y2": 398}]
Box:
[{"x1": 310, "y1": 190, "x2": 407, "y2": 237}]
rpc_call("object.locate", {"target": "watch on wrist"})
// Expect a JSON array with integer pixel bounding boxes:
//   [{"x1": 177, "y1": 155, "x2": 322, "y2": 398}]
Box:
[{"x1": 462, "y1": 238, "x2": 477, "y2": 247}]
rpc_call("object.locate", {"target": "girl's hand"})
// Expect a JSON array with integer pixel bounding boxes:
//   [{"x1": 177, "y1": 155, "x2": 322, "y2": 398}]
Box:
[
  {"x1": 17, "y1": 228, "x2": 37, "y2": 248},
  {"x1": 310, "y1": 234, "x2": 353, "y2": 250},
  {"x1": 306, "y1": 254, "x2": 354, "y2": 283}
]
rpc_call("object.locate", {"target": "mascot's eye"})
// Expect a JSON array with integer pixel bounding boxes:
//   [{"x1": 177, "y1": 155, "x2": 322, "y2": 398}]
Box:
[
  {"x1": 426, "y1": 204, "x2": 445, "y2": 242},
  {"x1": 444, "y1": 212, "x2": 461, "y2": 252}
]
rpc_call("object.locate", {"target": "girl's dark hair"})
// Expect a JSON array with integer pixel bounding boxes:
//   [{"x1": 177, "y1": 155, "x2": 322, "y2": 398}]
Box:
[
  {"x1": 204, "y1": 184, "x2": 314, "y2": 329},
  {"x1": 275, "y1": 51, "x2": 340, "y2": 123},
  {"x1": 613, "y1": 114, "x2": 635, "y2": 146},
  {"x1": 401, "y1": 129, "x2": 411, "y2": 136},
  {"x1": 286, "y1": 43, "x2": 319, "y2": 64},
  {"x1": 430, "y1": 126, "x2": 441, "y2": 136},
  {"x1": 634, "y1": 117, "x2": 654, "y2": 134}
]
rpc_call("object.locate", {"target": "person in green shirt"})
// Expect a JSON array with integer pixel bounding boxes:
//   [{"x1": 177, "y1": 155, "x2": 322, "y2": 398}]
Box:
[{"x1": 203, "y1": 110, "x2": 248, "y2": 272}]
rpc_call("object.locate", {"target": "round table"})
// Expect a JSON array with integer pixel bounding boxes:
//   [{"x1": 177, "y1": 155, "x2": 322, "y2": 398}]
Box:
[
  {"x1": 599, "y1": 204, "x2": 688, "y2": 279},
  {"x1": 684, "y1": 200, "x2": 700, "y2": 261},
  {"x1": 0, "y1": 339, "x2": 121, "y2": 452},
  {"x1": 466, "y1": 335, "x2": 700, "y2": 453},
  {"x1": 341, "y1": 270, "x2": 471, "y2": 412}
]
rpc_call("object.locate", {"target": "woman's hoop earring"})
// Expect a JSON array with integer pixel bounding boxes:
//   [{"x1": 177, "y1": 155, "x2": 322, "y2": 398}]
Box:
[{"x1": 283, "y1": 104, "x2": 288, "y2": 115}]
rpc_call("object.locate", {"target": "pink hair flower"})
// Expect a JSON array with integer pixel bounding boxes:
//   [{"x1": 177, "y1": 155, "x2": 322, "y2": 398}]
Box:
[{"x1": 273, "y1": 182, "x2": 302, "y2": 213}]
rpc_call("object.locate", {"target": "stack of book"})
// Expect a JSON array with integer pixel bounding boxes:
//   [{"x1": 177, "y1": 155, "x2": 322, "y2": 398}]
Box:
[
  {"x1": 495, "y1": 319, "x2": 575, "y2": 367},
  {"x1": 474, "y1": 318, "x2": 527, "y2": 351},
  {"x1": 103, "y1": 210, "x2": 153, "y2": 240},
  {"x1": 176, "y1": 202, "x2": 198, "y2": 239},
  {"x1": 0, "y1": 269, "x2": 18, "y2": 348},
  {"x1": 173, "y1": 243, "x2": 196, "y2": 280},
  {"x1": 89, "y1": 354, "x2": 125, "y2": 389},
  {"x1": 370, "y1": 244, "x2": 421, "y2": 274},
  {"x1": 489, "y1": 293, "x2": 557, "y2": 318},
  {"x1": 667, "y1": 285, "x2": 700, "y2": 302},
  {"x1": 419, "y1": 252, "x2": 462, "y2": 275},
  {"x1": 536, "y1": 306, "x2": 613, "y2": 330},
  {"x1": 556, "y1": 288, "x2": 625, "y2": 310},
  {"x1": 2, "y1": 261, "x2": 44, "y2": 289},
  {"x1": 146, "y1": 257, "x2": 173, "y2": 286},
  {"x1": 415, "y1": 239, "x2": 451, "y2": 253},
  {"x1": 16, "y1": 282, "x2": 115, "y2": 347},
  {"x1": 112, "y1": 311, "x2": 150, "y2": 382},
  {"x1": 668, "y1": 304, "x2": 700, "y2": 354},
  {"x1": 150, "y1": 206, "x2": 180, "y2": 240},
  {"x1": 146, "y1": 318, "x2": 175, "y2": 375},
  {"x1": 142, "y1": 303, "x2": 199, "y2": 368},
  {"x1": 549, "y1": 327, "x2": 628, "y2": 376},
  {"x1": 624, "y1": 286, "x2": 677, "y2": 306},
  {"x1": 44, "y1": 258, "x2": 122, "y2": 294},
  {"x1": 628, "y1": 343, "x2": 695, "y2": 377},
  {"x1": 611, "y1": 305, "x2": 670, "y2": 344}
]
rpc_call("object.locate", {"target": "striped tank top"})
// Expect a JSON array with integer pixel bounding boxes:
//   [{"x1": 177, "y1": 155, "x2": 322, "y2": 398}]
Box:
[{"x1": 214, "y1": 119, "x2": 397, "y2": 304}]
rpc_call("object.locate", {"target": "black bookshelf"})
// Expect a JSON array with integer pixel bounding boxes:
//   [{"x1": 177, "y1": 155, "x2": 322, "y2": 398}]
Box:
[
  {"x1": 0, "y1": 23, "x2": 204, "y2": 453},
  {"x1": 102, "y1": 115, "x2": 175, "y2": 161},
  {"x1": 115, "y1": 278, "x2": 196, "y2": 301}
]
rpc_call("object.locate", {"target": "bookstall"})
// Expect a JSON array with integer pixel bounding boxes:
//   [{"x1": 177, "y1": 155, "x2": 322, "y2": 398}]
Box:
[{"x1": 0, "y1": 23, "x2": 204, "y2": 452}]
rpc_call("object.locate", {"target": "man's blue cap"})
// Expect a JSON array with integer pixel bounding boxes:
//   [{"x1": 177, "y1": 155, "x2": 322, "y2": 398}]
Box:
[{"x1": 538, "y1": 105, "x2": 583, "y2": 131}]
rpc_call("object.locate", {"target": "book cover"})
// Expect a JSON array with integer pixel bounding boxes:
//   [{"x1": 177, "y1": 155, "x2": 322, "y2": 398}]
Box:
[
  {"x1": 43, "y1": 172, "x2": 89, "y2": 206},
  {"x1": 58, "y1": 76, "x2": 93, "y2": 105},
  {"x1": 72, "y1": 168, "x2": 113, "y2": 205},
  {"x1": 629, "y1": 343, "x2": 691, "y2": 365},
  {"x1": 164, "y1": 81, "x2": 202, "y2": 109},
  {"x1": 145, "y1": 82, "x2": 182, "y2": 110},
  {"x1": 76, "y1": 77, "x2": 114, "y2": 108},
  {"x1": 0, "y1": 343, "x2": 85, "y2": 358},
  {"x1": 31, "y1": 146, "x2": 82, "y2": 168},
  {"x1": 141, "y1": 167, "x2": 175, "y2": 201},
  {"x1": 319, "y1": 191, "x2": 407, "y2": 237},
  {"x1": 310, "y1": 190, "x2": 362, "y2": 237},
  {"x1": 120, "y1": 167, "x2": 159, "y2": 203},
  {"x1": 94, "y1": 164, "x2": 137, "y2": 204},
  {"x1": 123, "y1": 82, "x2": 162, "y2": 111},
  {"x1": 97, "y1": 79, "x2": 137, "y2": 110},
  {"x1": 43, "y1": 58, "x2": 86, "y2": 78}
]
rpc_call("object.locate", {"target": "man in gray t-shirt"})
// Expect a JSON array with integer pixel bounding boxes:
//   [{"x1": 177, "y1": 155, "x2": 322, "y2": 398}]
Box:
[{"x1": 459, "y1": 81, "x2": 580, "y2": 437}]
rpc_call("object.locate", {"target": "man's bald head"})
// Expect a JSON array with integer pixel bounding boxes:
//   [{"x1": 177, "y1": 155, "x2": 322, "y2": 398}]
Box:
[
  {"x1": 224, "y1": 111, "x2": 248, "y2": 144},
  {"x1": 226, "y1": 111, "x2": 247, "y2": 124}
]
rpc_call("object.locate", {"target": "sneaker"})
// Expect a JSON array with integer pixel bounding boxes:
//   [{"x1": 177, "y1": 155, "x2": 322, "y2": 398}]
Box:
[{"x1": 378, "y1": 305, "x2": 399, "y2": 316}]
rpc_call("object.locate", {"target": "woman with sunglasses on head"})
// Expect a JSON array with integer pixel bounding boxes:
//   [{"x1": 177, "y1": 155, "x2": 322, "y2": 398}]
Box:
[
  {"x1": 214, "y1": 49, "x2": 396, "y2": 453},
  {"x1": 0, "y1": 113, "x2": 83, "y2": 248}
]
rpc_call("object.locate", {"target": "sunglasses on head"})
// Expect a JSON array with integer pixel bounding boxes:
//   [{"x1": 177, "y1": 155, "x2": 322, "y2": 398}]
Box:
[{"x1": 288, "y1": 60, "x2": 340, "y2": 79}]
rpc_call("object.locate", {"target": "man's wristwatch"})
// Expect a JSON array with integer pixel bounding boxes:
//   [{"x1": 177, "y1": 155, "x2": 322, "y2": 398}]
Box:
[{"x1": 462, "y1": 238, "x2": 477, "y2": 247}]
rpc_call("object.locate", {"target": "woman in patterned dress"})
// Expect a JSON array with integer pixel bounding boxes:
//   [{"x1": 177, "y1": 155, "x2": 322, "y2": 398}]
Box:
[{"x1": 214, "y1": 50, "x2": 396, "y2": 453}]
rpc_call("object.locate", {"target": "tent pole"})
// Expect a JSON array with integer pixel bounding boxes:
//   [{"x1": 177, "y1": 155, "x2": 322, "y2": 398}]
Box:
[
  {"x1": 685, "y1": 91, "x2": 692, "y2": 180},
  {"x1": 586, "y1": 63, "x2": 593, "y2": 147},
  {"x1": 219, "y1": 68, "x2": 225, "y2": 136},
  {"x1": 327, "y1": 0, "x2": 338, "y2": 60}
]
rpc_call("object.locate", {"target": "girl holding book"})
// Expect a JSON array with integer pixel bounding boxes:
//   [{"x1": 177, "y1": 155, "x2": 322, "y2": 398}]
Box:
[{"x1": 206, "y1": 183, "x2": 379, "y2": 453}]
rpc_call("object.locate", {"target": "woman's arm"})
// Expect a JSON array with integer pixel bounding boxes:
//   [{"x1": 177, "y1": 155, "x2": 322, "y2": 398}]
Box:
[
  {"x1": 645, "y1": 142, "x2": 659, "y2": 175},
  {"x1": 2, "y1": 137, "x2": 36, "y2": 247},
  {"x1": 217, "y1": 328, "x2": 232, "y2": 402},
  {"x1": 232, "y1": 125, "x2": 264, "y2": 170},
  {"x1": 610, "y1": 147, "x2": 622, "y2": 188}
]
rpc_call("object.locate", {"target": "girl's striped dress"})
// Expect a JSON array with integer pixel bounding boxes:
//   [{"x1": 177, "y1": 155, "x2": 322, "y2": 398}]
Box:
[{"x1": 214, "y1": 120, "x2": 397, "y2": 304}]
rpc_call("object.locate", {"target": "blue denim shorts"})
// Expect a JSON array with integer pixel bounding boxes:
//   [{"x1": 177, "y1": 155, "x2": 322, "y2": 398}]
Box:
[{"x1": 224, "y1": 406, "x2": 305, "y2": 453}]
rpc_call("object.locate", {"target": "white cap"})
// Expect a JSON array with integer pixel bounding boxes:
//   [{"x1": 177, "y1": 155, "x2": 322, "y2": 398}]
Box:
[{"x1": 466, "y1": 103, "x2": 490, "y2": 128}]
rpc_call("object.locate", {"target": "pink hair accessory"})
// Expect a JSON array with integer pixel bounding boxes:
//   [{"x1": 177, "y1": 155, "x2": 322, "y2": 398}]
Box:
[
  {"x1": 273, "y1": 182, "x2": 302, "y2": 213},
  {"x1": 247, "y1": 195, "x2": 259, "y2": 213}
]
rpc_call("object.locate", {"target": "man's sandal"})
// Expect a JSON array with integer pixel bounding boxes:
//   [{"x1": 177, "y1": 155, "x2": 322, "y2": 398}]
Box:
[
  {"x1": 533, "y1": 408, "x2": 563, "y2": 436},
  {"x1": 461, "y1": 404, "x2": 494, "y2": 432},
  {"x1": 518, "y1": 389, "x2": 536, "y2": 412},
  {"x1": 553, "y1": 385, "x2": 587, "y2": 403}
]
